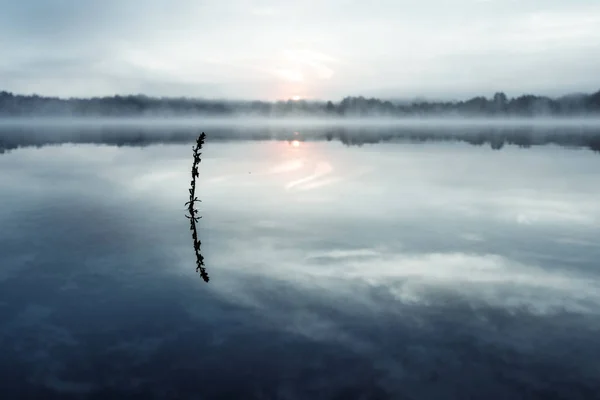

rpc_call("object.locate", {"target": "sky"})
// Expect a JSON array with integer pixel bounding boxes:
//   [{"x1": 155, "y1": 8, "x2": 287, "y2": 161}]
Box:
[{"x1": 1, "y1": 0, "x2": 600, "y2": 101}]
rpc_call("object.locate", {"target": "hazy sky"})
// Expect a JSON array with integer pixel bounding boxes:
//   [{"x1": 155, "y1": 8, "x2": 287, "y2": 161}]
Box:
[{"x1": 1, "y1": 0, "x2": 599, "y2": 100}]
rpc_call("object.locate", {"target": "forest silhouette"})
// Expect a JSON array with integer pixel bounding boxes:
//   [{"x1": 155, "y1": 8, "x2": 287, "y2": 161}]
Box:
[{"x1": 1, "y1": 89, "x2": 600, "y2": 117}]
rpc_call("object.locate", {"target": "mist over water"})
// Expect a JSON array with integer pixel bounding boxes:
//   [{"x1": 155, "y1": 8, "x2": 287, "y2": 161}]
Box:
[{"x1": 1, "y1": 124, "x2": 600, "y2": 399}]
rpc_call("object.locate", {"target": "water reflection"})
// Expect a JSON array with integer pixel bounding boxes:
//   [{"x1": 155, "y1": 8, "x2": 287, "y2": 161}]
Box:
[
  {"x1": 0, "y1": 138, "x2": 599, "y2": 398},
  {"x1": 2, "y1": 122, "x2": 600, "y2": 154}
]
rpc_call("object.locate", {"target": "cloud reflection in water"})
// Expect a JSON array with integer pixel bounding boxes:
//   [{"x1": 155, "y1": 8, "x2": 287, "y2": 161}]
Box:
[{"x1": 0, "y1": 136, "x2": 599, "y2": 398}]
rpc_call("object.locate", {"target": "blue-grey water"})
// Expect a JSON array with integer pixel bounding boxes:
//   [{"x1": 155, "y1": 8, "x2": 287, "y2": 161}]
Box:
[{"x1": 1, "y1": 126, "x2": 600, "y2": 399}]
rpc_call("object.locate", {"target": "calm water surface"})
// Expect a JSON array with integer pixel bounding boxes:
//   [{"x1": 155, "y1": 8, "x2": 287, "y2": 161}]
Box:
[{"x1": 1, "y1": 128, "x2": 600, "y2": 399}]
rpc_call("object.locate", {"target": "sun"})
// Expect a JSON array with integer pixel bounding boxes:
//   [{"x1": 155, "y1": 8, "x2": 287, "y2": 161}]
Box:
[
  {"x1": 291, "y1": 95, "x2": 302, "y2": 101},
  {"x1": 291, "y1": 140, "x2": 301, "y2": 147}
]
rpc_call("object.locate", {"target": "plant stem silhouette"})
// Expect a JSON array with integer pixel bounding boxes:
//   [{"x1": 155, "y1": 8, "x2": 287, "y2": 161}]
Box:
[{"x1": 185, "y1": 132, "x2": 209, "y2": 282}]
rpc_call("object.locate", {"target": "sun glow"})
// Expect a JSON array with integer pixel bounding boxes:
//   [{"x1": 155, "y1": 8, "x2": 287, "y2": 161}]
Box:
[
  {"x1": 291, "y1": 140, "x2": 301, "y2": 147},
  {"x1": 291, "y1": 95, "x2": 302, "y2": 101}
]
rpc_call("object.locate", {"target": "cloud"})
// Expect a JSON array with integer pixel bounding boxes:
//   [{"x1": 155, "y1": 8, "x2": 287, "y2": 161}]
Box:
[
  {"x1": 271, "y1": 68, "x2": 305, "y2": 82},
  {"x1": 250, "y1": 6, "x2": 277, "y2": 16},
  {"x1": 283, "y1": 49, "x2": 338, "y2": 80},
  {"x1": 1, "y1": 0, "x2": 599, "y2": 99}
]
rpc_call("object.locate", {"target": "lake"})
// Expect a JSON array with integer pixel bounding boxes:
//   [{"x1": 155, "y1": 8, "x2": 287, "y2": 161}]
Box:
[{"x1": 1, "y1": 123, "x2": 600, "y2": 399}]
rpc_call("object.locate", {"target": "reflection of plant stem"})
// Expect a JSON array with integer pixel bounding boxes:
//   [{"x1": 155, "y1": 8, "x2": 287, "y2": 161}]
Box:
[{"x1": 185, "y1": 132, "x2": 209, "y2": 282}]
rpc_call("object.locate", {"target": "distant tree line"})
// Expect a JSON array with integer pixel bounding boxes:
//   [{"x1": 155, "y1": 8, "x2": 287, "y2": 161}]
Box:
[{"x1": 1, "y1": 89, "x2": 600, "y2": 117}]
